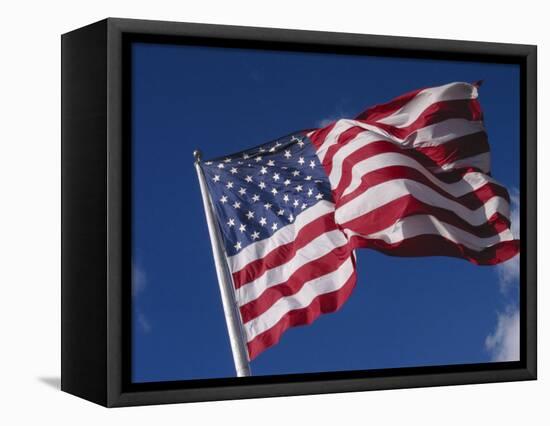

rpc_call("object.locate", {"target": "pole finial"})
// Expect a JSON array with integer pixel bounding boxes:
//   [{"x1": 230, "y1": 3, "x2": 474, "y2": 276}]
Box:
[{"x1": 193, "y1": 149, "x2": 202, "y2": 163}]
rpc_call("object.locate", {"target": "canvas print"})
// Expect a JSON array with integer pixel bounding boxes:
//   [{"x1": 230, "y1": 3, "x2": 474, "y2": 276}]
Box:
[{"x1": 131, "y1": 42, "x2": 520, "y2": 383}]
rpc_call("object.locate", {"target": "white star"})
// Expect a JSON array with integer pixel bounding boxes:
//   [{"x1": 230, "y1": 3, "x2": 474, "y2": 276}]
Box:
[
  {"x1": 217, "y1": 163, "x2": 225, "y2": 169},
  {"x1": 315, "y1": 193, "x2": 324, "y2": 200},
  {"x1": 246, "y1": 211, "x2": 254, "y2": 220},
  {"x1": 230, "y1": 167, "x2": 238, "y2": 174},
  {"x1": 239, "y1": 224, "x2": 247, "y2": 233},
  {"x1": 264, "y1": 202, "x2": 272, "y2": 210},
  {"x1": 213, "y1": 175, "x2": 220, "y2": 182},
  {"x1": 293, "y1": 199, "x2": 299, "y2": 207},
  {"x1": 234, "y1": 241, "x2": 242, "y2": 251},
  {"x1": 284, "y1": 150, "x2": 292, "y2": 159},
  {"x1": 227, "y1": 218, "x2": 235, "y2": 227},
  {"x1": 298, "y1": 157, "x2": 305, "y2": 165},
  {"x1": 275, "y1": 142, "x2": 282, "y2": 147},
  {"x1": 297, "y1": 140, "x2": 305, "y2": 147},
  {"x1": 307, "y1": 188, "x2": 313, "y2": 197},
  {"x1": 283, "y1": 194, "x2": 289, "y2": 203},
  {"x1": 224, "y1": 157, "x2": 231, "y2": 163},
  {"x1": 220, "y1": 195, "x2": 228, "y2": 204},
  {"x1": 288, "y1": 214, "x2": 294, "y2": 222},
  {"x1": 233, "y1": 201, "x2": 241, "y2": 209},
  {"x1": 259, "y1": 181, "x2": 266, "y2": 190},
  {"x1": 295, "y1": 185, "x2": 303, "y2": 192},
  {"x1": 283, "y1": 179, "x2": 291, "y2": 186},
  {"x1": 305, "y1": 175, "x2": 312, "y2": 181},
  {"x1": 267, "y1": 160, "x2": 275, "y2": 166},
  {"x1": 260, "y1": 166, "x2": 268, "y2": 175},
  {"x1": 273, "y1": 173, "x2": 280, "y2": 181},
  {"x1": 243, "y1": 153, "x2": 250, "y2": 159},
  {"x1": 259, "y1": 217, "x2": 267, "y2": 226},
  {"x1": 252, "y1": 194, "x2": 260, "y2": 202},
  {"x1": 292, "y1": 170, "x2": 300, "y2": 177},
  {"x1": 251, "y1": 231, "x2": 260, "y2": 240},
  {"x1": 269, "y1": 146, "x2": 276, "y2": 153},
  {"x1": 301, "y1": 203, "x2": 307, "y2": 210},
  {"x1": 259, "y1": 148, "x2": 266, "y2": 153},
  {"x1": 255, "y1": 156, "x2": 263, "y2": 162},
  {"x1": 271, "y1": 223, "x2": 278, "y2": 231},
  {"x1": 245, "y1": 175, "x2": 253, "y2": 183},
  {"x1": 205, "y1": 161, "x2": 213, "y2": 165},
  {"x1": 277, "y1": 209, "x2": 285, "y2": 216},
  {"x1": 238, "y1": 187, "x2": 247, "y2": 195},
  {"x1": 226, "y1": 181, "x2": 234, "y2": 189},
  {"x1": 309, "y1": 161, "x2": 316, "y2": 169},
  {"x1": 271, "y1": 188, "x2": 278, "y2": 195}
]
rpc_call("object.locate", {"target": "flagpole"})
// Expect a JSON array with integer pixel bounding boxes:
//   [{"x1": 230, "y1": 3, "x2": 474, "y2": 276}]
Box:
[{"x1": 193, "y1": 149, "x2": 251, "y2": 377}]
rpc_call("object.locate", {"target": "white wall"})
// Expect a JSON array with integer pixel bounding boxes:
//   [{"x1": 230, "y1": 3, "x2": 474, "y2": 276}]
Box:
[{"x1": 0, "y1": 0, "x2": 545, "y2": 423}]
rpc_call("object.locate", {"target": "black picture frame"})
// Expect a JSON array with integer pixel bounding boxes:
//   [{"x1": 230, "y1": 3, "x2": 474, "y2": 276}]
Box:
[{"x1": 61, "y1": 17, "x2": 537, "y2": 407}]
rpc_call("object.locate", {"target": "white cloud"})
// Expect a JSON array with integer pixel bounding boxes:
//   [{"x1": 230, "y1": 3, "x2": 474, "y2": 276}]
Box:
[
  {"x1": 317, "y1": 117, "x2": 338, "y2": 128},
  {"x1": 132, "y1": 261, "x2": 147, "y2": 298},
  {"x1": 485, "y1": 307, "x2": 520, "y2": 362},
  {"x1": 137, "y1": 312, "x2": 152, "y2": 334},
  {"x1": 495, "y1": 188, "x2": 520, "y2": 293},
  {"x1": 132, "y1": 261, "x2": 152, "y2": 333}
]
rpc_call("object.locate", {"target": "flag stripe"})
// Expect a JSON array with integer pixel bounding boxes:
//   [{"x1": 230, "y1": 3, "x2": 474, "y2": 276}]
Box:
[
  {"x1": 340, "y1": 194, "x2": 511, "y2": 239},
  {"x1": 349, "y1": 233, "x2": 518, "y2": 265},
  {"x1": 227, "y1": 200, "x2": 335, "y2": 273},
  {"x1": 328, "y1": 135, "x2": 490, "y2": 197},
  {"x1": 239, "y1": 244, "x2": 351, "y2": 323},
  {"x1": 335, "y1": 179, "x2": 510, "y2": 228},
  {"x1": 232, "y1": 212, "x2": 338, "y2": 288},
  {"x1": 244, "y1": 257, "x2": 356, "y2": 345},
  {"x1": 337, "y1": 165, "x2": 509, "y2": 210},
  {"x1": 246, "y1": 267, "x2": 356, "y2": 360},
  {"x1": 344, "y1": 214, "x2": 514, "y2": 252},
  {"x1": 375, "y1": 81, "x2": 478, "y2": 127},
  {"x1": 235, "y1": 230, "x2": 349, "y2": 305}
]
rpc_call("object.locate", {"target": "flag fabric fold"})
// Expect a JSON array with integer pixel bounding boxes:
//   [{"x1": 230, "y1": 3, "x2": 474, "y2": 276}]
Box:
[{"x1": 200, "y1": 81, "x2": 519, "y2": 360}]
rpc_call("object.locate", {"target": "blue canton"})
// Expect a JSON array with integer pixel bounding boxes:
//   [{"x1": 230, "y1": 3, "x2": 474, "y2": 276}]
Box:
[{"x1": 201, "y1": 132, "x2": 333, "y2": 256}]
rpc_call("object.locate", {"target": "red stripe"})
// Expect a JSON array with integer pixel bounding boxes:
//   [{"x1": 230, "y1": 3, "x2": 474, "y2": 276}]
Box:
[
  {"x1": 363, "y1": 99, "x2": 483, "y2": 140},
  {"x1": 337, "y1": 165, "x2": 510, "y2": 209},
  {"x1": 331, "y1": 139, "x2": 489, "y2": 200},
  {"x1": 355, "y1": 87, "x2": 424, "y2": 122},
  {"x1": 239, "y1": 244, "x2": 352, "y2": 323},
  {"x1": 349, "y1": 234, "x2": 519, "y2": 266},
  {"x1": 246, "y1": 269, "x2": 357, "y2": 360},
  {"x1": 415, "y1": 131, "x2": 489, "y2": 166},
  {"x1": 323, "y1": 126, "x2": 366, "y2": 175},
  {"x1": 232, "y1": 213, "x2": 338, "y2": 288},
  {"x1": 308, "y1": 122, "x2": 336, "y2": 150},
  {"x1": 339, "y1": 194, "x2": 511, "y2": 239}
]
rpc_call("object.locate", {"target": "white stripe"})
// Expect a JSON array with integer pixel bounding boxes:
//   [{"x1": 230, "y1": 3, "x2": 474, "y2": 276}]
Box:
[
  {"x1": 316, "y1": 119, "x2": 356, "y2": 163},
  {"x1": 336, "y1": 178, "x2": 510, "y2": 227},
  {"x1": 377, "y1": 82, "x2": 478, "y2": 128},
  {"x1": 227, "y1": 200, "x2": 335, "y2": 273},
  {"x1": 235, "y1": 230, "x2": 349, "y2": 306},
  {"x1": 243, "y1": 257, "x2": 355, "y2": 341},
  {"x1": 334, "y1": 151, "x2": 498, "y2": 199},
  {"x1": 435, "y1": 152, "x2": 490, "y2": 174},
  {"x1": 327, "y1": 131, "x2": 390, "y2": 189},
  {"x1": 343, "y1": 214, "x2": 514, "y2": 252},
  {"x1": 407, "y1": 119, "x2": 485, "y2": 148}
]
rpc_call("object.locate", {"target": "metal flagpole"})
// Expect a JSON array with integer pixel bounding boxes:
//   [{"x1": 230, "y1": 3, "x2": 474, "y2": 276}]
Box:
[{"x1": 193, "y1": 149, "x2": 251, "y2": 377}]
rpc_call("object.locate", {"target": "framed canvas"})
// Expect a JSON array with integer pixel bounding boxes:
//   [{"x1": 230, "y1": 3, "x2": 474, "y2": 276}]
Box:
[{"x1": 61, "y1": 18, "x2": 537, "y2": 407}]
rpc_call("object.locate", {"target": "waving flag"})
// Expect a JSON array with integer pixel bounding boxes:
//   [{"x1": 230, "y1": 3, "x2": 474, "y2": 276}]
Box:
[{"x1": 198, "y1": 81, "x2": 519, "y2": 361}]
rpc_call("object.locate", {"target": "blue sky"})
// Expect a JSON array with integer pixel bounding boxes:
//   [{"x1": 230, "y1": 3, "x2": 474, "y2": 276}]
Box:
[{"x1": 131, "y1": 42, "x2": 520, "y2": 383}]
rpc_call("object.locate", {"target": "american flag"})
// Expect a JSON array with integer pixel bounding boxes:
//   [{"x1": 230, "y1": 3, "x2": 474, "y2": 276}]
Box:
[{"x1": 200, "y1": 81, "x2": 519, "y2": 360}]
